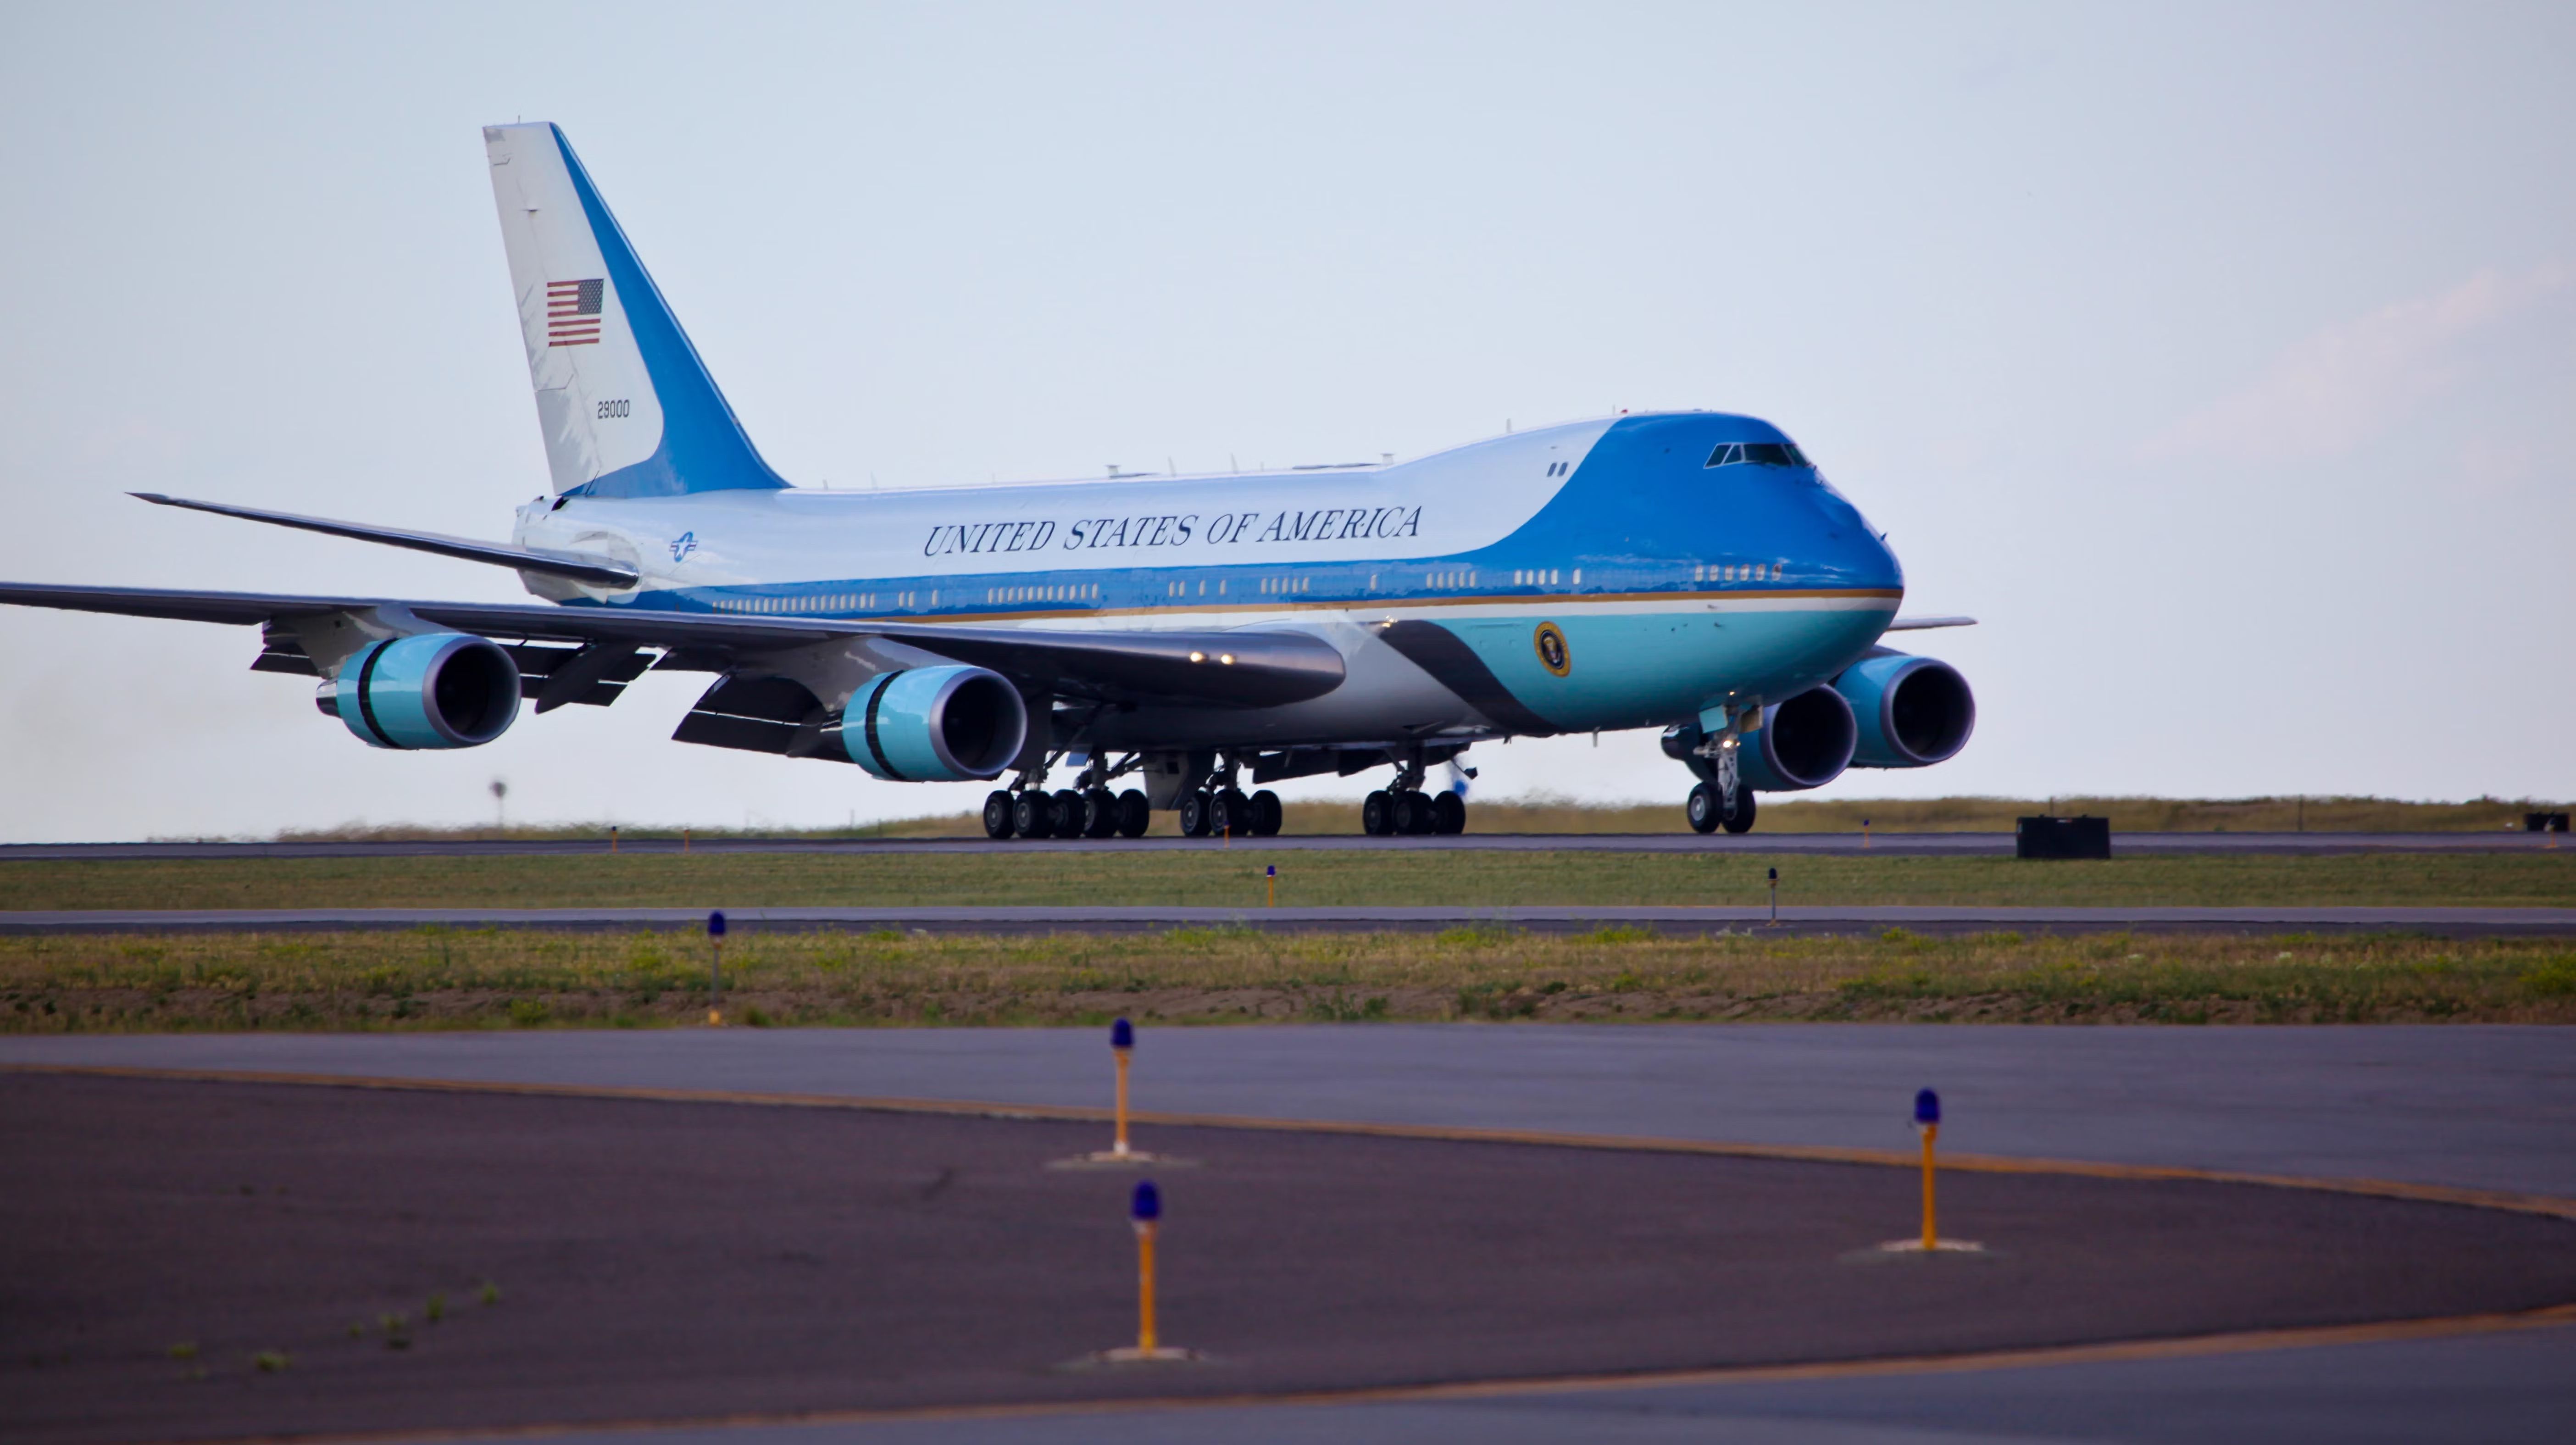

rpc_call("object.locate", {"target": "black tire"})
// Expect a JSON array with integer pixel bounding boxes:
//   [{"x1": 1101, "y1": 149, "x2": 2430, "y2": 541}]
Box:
[
  {"x1": 1686, "y1": 782, "x2": 1721, "y2": 834},
  {"x1": 1361, "y1": 789, "x2": 1395, "y2": 836},
  {"x1": 982, "y1": 790, "x2": 1017, "y2": 839},
  {"x1": 1722, "y1": 788, "x2": 1759, "y2": 834},
  {"x1": 1431, "y1": 790, "x2": 1465, "y2": 835},
  {"x1": 1179, "y1": 789, "x2": 1213, "y2": 838},
  {"x1": 1082, "y1": 789, "x2": 1119, "y2": 839},
  {"x1": 1250, "y1": 789, "x2": 1283, "y2": 836},
  {"x1": 1054, "y1": 789, "x2": 1085, "y2": 837},
  {"x1": 1012, "y1": 790, "x2": 1054, "y2": 839},
  {"x1": 1393, "y1": 790, "x2": 1432, "y2": 835},
  {"x1": 1211, "y1": 788, "x2": 1250, "y2": 837},
  {"x1": 1116, "y1": 789, "x2": 1152, "y2": 838}
]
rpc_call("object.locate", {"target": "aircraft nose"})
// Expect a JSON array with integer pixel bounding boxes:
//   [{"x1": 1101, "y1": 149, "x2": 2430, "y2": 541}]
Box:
[{"x1": 1801, "y1": 483, "x2": 1904, "y2": 593}]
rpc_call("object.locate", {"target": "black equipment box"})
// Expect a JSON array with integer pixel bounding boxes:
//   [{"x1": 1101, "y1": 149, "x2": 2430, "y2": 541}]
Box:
[
  {"x1": 2016, "y1": 815, "x2": 2111, "y2": 859},
  {"x1": 2528, "y1": 812, "x2": 2570, "y2": 833}
]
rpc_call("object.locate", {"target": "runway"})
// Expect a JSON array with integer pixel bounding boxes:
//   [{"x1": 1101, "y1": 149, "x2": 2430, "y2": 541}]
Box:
[
  {"x1": 7, "y1": 902, "x2": 2574, "y2": 936},
  {"x1": 3, "y1": 1025, "x2": 2572, "y2": 1444},
  {"x1": 4, "y1": 830, "x2": 2565, "y2": 860}
]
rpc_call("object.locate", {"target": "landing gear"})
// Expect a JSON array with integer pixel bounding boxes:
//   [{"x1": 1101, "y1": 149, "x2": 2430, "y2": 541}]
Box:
[
  {"x1": 1687, "y1": 782, "x2": 1721, "y2": 834},
  {"x1": 983, "y1": 789, "x2": 1017, "y2": 839},
  {"x1": 1178, "y1": 789, "x2": 1213, "y2": 838},
  {"x1": 1080, "y1": 788, "x2": 1120, "y2": 839},
  {"x1": 1116, "y1": 789, "x2": 1152, "y2": 838},
  {"x1": 1249, "y1": 789, "x2": 1283, "y2": 836},
  {"x1": 1688, "y1": 780, "x2": 1758, "y2": 834},
  {"x1": 1361, "y1": 789, "x2": 1395, "y2": 836},
  {"x1": 1431, "y1": 790, "x2": 1465, "y2": 835},
  {"x1": 1011, "y1": 789, "x2": 1057, "y2": 839},
  {"x1": 1722, "y1": 787, "x2": 1758, "y2": 834}
]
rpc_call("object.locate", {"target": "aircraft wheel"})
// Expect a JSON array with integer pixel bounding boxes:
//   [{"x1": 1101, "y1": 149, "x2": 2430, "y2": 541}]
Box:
[
  {"x1": 1249, "y1": 789, "x2": 1284, "y2": 836},
  {"x1": 1431, "y1": 790, "x2": 1466, "y2": 835},
  {"x1": 982, "y1": 790, "x2": 1017, "y2": 839},
  {"x1": 1179, "y1": 789, "x2": 1214, "y2": 838},
  {"x1": 1393, "y1": 789, "x2": 1435, "y2": 835},
  {"x1": 1082, "y1": 788, "x2": 1120, "y2": 839},
  {"x1": 1686, "y1": 782, "x2": 1721, "y2": 834},
  {"x1": 1012, "y1": 790, "x2": 1055, "y2": 839},
  {"x1": 1116, "y1": 789, "x2": 1152, "y2": 838},
  {"x1": 1210, "y1": 788, "x2": 1251, "y2": 837},
  {"x1": 1721, "y1": 788, "x2": 1759, "y2": 834},
  {"x1": 1054, "y1": 789, "x2": 1086, "y2": 837},
  {"x1": 1361, "y1": 789, "x2": 1396, "y2": 836}
]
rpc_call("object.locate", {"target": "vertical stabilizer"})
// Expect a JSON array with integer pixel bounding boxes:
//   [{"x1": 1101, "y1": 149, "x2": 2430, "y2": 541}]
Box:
[{"x1": 483, "y1": 123, "x2": 788, "y2": 498}]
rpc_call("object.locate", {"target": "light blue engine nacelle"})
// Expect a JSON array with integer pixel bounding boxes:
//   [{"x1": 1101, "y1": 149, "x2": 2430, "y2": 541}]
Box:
[
  {"x1": 842, "y1": 666, "x2": 1028, "y2": 782},
  {"x1": 328, "y1": 633, "x2": 522, "y2": 750},
  {"x1": 1661, "y1": 686, "x2": 1857, "y2": 792},
  {"x1": 1832, "y1": 651, "x2": 1976, "y2": 768},
  {"x1": 1737, "y1": 685, "x2": 1858, "y2": 791}
]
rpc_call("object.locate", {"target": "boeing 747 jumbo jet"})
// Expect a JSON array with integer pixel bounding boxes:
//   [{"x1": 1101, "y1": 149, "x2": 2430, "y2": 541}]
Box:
[{"x1": 0, "y1": 124, "x2": 1976, "y2": 840}]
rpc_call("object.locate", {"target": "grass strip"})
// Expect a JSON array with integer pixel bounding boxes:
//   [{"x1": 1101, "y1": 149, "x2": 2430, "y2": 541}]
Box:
[
  {"x1": 4, "y1": 851, "x2": 2572, "y2": 912},
  {"x1": 6, "y1": 928, "x2": 2572, "y2": 1032}
]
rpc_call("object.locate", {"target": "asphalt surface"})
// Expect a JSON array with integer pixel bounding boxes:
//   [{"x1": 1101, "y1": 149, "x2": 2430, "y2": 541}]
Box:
[
  {"x1": 8, "y1": 1071, "x2": 2571, "y2": 1445},
  {"x1": 7, "y1": 1027, "x2": 2571, "y2": 1444},
  {"x1": 5, "y1": 831, "x2": 2566, "y2": 859},
  {"x1": 8, "y1": 903, "x2": 2574, "y2": 936}
]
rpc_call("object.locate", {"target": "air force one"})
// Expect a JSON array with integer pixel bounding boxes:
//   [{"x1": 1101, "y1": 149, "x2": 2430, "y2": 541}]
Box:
[{"x1": 0, "y1": 123, "x2": 1975, "y2": 840}]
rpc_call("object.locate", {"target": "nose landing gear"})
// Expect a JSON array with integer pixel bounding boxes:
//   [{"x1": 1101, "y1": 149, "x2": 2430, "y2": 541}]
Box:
[{"x1": 1687, "y1": 781, "x2": 1757, "y2": 834}]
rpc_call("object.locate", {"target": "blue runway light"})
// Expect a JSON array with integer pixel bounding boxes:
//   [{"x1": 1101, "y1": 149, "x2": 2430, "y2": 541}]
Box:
[
  {"x1": 1266, "y1": 864, "x2": 1277, "y2": 878},
  {"x1": 707, "y1": 910, "x2": 726, "y2": 939},
  {"x1": 1111, "y1": 1017, "x2": 1135, "y2": 1050},
  {"x1": 1132, "y1": 1180, "x2": 1161, "y2": 1222},
  {"x1": 1915, "y1": 1088, "x2": 1941, "y2": 1126}
]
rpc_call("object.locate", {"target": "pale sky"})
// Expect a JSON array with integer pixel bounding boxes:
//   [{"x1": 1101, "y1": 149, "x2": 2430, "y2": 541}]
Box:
[{"x1": 2, "y1": 2, "x2": 2569, "y2": 840}]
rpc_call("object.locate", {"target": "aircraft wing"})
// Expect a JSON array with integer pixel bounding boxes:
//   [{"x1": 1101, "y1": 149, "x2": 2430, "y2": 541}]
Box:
[
  {"x1": 1883, "y1": 615, "x2": 1976, "y2": 631},
  {"x1": 0, "y1": 582, "x2": 1346, "y2": 709}
]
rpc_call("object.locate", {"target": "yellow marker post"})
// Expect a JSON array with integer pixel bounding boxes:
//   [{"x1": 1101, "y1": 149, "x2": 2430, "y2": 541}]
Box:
[
  {"x1": 1111, "y1": 1017, "x2": 1134, "y2": 1156},
  {"x1": 706, "y1": 910, "x2": 727, "y2": 1026},
  {"x1": 1133, "y1": 1181, "x2": 1160, "y2": 1354},
  {"x1": 1266, "y1": 864, "x2": 1277, "y2": 908},
  {"x1": 610, "y1": 825, "x2": 619, "y2": 854},
  {"x1": 1862, "y1": 817, "x2": 1871, "y2": 850},
  {"x1": 683, "y1": 828, "x2": 690, "y2": 854},
  {"x1": 1915, "y1": 1088, "x2": 1940, "y2": 1249}
]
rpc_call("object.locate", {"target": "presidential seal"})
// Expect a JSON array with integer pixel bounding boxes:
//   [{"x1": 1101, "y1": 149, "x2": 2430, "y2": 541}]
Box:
[{"x1": 1533, "y1": 621, "x2": 1571, "y2": 677}]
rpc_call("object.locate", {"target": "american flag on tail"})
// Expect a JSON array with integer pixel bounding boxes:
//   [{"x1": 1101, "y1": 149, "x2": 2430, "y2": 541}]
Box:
[{"x1": 546, "y1": 278, "x2": 604, "y2": 346}]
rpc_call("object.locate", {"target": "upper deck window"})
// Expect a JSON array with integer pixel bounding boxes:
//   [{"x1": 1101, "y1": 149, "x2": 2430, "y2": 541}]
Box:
[{"x1": 1706, "y1": 441, "x2": 1812, "y2": 469}]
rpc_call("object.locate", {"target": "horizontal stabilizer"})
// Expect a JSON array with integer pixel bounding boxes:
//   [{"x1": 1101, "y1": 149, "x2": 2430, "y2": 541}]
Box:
[{"x1": 132, "y1": 494, "x2": 638, "y2": 587}]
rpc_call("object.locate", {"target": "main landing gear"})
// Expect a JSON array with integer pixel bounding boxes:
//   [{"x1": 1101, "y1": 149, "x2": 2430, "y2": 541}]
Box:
[
  {"x1": 1362, "y1": 788, "x2": 1465, "y2": 836},
  {"x1": 983, "y1": 785, "x2": 1149, "y2": 840},
  {"x1": 1177, "y1": 787, "x2": 1282, "y2": 838},
  {"x1": 1360, "y1": 754, "x2": 1467, "y2": 836}
]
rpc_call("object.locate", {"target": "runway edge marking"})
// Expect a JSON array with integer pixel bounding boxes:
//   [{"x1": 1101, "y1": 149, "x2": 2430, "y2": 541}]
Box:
[{"x1": 13, "y1": 1061, "x2": 2576, "y2": 1222}]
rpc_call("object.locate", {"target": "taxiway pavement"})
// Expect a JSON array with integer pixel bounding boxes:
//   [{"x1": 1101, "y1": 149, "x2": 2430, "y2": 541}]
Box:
[
  {"x1": 7, "y1": 1026, "x2": 2570, "y2": 1444},
  {"x1": 3, "y1": 830, "x2": 2565, "y2": 860}
]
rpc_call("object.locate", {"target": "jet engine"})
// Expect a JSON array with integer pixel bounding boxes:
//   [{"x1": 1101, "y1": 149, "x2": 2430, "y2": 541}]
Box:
[
  {"x1": 327, "y1": 633, "x2": 522, "y2": 749},
  {"x1": 1660, "y1": 685, "x2": 1857, "y2": 793},
  {"x1": 1832, "y1": 651, "x2": 1976, "y2": 767},
  {"x1": 843, "y1": 665, "x2": 1028, "y2": 782},
  {"x1": 1737, "y1": 685, "x2": 1858, "y2": 791}
]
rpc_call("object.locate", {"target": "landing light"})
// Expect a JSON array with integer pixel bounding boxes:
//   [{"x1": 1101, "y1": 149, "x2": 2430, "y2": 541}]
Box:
[
  {"x1": 1219, "y1": 653, "x2": 1235, "y2": 665},
  {"x1": 1188, "y1": 650, "x2": 1206, "y2": 663}
]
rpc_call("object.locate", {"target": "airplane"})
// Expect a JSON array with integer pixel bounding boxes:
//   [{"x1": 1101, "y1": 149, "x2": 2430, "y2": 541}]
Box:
[{"x1": 0, "y1": 122, "x2": 1976, "y2": 841}]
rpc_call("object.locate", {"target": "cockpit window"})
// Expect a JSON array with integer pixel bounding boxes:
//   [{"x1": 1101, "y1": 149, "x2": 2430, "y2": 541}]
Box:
[{"x1": 1706, "y1": 441, "x2": 1811, "y2": 469}]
